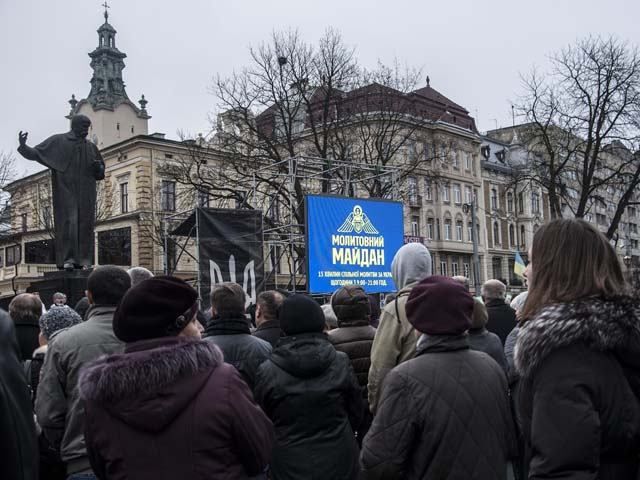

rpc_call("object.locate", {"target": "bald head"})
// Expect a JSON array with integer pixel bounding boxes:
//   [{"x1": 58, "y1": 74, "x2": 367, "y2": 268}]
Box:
[{"x1": 481, "y1": 279, "x2": 507, "y2": 301}]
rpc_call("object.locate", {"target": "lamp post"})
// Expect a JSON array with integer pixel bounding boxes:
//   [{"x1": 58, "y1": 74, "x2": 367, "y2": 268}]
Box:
[{"x1": 463, "y1": 199, "x2": 481, "y2": 294}]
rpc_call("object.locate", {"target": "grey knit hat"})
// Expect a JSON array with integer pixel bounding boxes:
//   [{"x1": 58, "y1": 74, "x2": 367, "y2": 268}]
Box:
[{"x1": 39, "y1": 305, "x2": 82, "y2": 339}]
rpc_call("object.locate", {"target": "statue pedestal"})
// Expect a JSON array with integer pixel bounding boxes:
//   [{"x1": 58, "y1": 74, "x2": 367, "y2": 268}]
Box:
[{"x1": 27, "y1": 270, "x2": 91, "y2": 308}]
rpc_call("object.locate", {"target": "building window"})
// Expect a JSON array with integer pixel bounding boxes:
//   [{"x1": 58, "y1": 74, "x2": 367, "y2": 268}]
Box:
[
  {"x1": 197, "y1": 189, "x2": 210, "y2": 208},
  {"x1": 520, "y1": 225, "x2": 526, "y2": 248},
  {"x1": 491, "y1": 188, "x2": 498, "y2": 210},
  {"x1": 507, "y1": 192, "x2": 514, "y2": 213},
  {"x1": 442, "y1": 184, "x2": 450, "y2": 202},
  {"x1": 42, "y1": 205, "x2": 52, "y2": 229},
  {"x1": 493, "y1": 221, "x2": 500, "y2": 245},
  {"x1": 440, "y1": 256, "x2": 448, "y2": 276},
  {"x1": 426, "y1": 217, "x2": 434, "y2": 240},
  {"x1": 456, "y1": 220, "x2": 463, "y2": 241},
  {"x1": 98, "y1": 227, "x2": 132, "y2": 266},
  {"x1": 120, "y1": 182, "x2": 129, "y2": 214},
  {"x1": 25, "y1": 240, "x2": 55, "y2": 264},
  {"x1": 492, "y1": 257, "x2": 503, "y2": 281},
  {"x1": 425, "y1": 180, "x2": 432, "y2": 201},
  {"x1": 630, "y1": 207, "x2": 637, "y2": 218},
  {"x1": 465, "y1": 185, "x2": 472, "y2": 204},
  {"x1": 453, "y1": 184, "x2": 462, "y2": 204},
  {"x1": 408, "y1": 176, "x2": 418, "y2": 205},
  {"x1": 451, "y1": 149, "x2": 459, "y2": 168},
  {"x1": 465, "y1": 152, "x2": 472, "y2": 170},
  {"x1": 509, "y1": 224, "x2": 515, "y2": 246},
  {"x1": 518, "y1": 193, "x2": 525, "y2": 214},
  {"x1": 467, "y1": 222, "x2": 473, "y2": 242},
  {"x1": 410, "y1": 216, "x2": 420, "y2": 236},
  {"x1": 444, "y1": 219, "x2": 452, "y2": 240},
  {"x1": 161, "y1": 180, "x2": 176, "y2": 211},
  {"x1": 21, "y1": 213, "x2": 27, "y2": 232},
  {"x1": 532, "y1": 192, "x2": 540, "y2": 214},
  {"x1": 463, "y1": 262, "x2": 470, "y2": 278},
  {"x1": 6, "y1": 245, "x2": 21, "y2": 266},
  {"x1": 451, "y1": 256, "x2": 459, "y2": 276}
]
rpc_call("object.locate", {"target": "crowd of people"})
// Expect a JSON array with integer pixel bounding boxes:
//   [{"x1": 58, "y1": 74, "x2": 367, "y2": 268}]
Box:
[{"x1": 2, "y1": 218, "x2": 640, "y2": 479}]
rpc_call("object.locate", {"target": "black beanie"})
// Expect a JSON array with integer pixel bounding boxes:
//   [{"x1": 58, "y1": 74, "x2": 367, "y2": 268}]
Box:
[
  {"x1": 113, "y1": 276, "x2": 198, "y2": 342},
  {"x1": 331, "y1": 285, "x2": 371, "y2": 324},
  {"x1": 405, "y1": 275, "x2": 473, "y2": 336},
  {"x1": 279, "y1": 294, "x2": 326, "y2": 335}
]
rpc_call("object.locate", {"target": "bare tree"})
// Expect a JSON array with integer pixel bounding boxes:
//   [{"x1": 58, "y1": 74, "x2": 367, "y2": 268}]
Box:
[{"x1": 515, "y1": 36, "x2": 640, "y2": 237}]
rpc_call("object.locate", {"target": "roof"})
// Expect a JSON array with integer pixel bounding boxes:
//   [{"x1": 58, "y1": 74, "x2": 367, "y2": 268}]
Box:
[{"x1": 412, "y1": 85, "x2": 468, "y2": 113}]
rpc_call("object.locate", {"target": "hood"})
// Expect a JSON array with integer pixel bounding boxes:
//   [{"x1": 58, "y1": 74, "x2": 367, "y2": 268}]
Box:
[
  {"x1": 79, "y1": 338, "x2": 223, "y2": 432},
  {"x1": 271, "y1": 333, "x2": 336, "y2": 378},
  {"x1": 391, "y1": 243, "x2": 432, "y2": 290},
  {"x1": 515, "y1": 296, "x2": 640, "y2": 378}
]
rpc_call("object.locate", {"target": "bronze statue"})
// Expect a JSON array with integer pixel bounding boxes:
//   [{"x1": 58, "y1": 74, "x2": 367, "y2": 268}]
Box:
[{"x1": 18, "y1": 115, "x2": 105, "y2": 271}]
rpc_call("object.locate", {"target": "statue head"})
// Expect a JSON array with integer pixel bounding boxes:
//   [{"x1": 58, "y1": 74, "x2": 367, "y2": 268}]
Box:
[{"x1": 70, "y1": 115, "x2": 91, "y2": 139}]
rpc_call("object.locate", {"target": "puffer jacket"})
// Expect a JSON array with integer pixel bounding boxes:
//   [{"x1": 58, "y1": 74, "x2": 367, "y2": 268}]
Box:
[
  {"x1": 328, "y1": 319, "x2": 376, "y2": 394},
  {"x1": 203, "y1": 314, "x2": 271, "y2": 390},
  {"x1": 254, "y1": 333, "x2": 363, "y2": 480},
  {"x1": 79, "y1": 337, "x2": 274, "y2": 480},
  {"x1": 361, "y1": 335, "x2": 516, "y2": 480},
  {"x1": 515, "y1": 296, "x2": 640, "y2": 480},
  {"x1": 35, "y1": 305, "x2": 124, "y2": 474}
]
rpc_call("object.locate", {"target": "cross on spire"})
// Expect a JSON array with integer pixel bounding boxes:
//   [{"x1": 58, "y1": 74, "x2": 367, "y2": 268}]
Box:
[{"x1": 102, "y1": 1, "x2": 110, "y2": 21}]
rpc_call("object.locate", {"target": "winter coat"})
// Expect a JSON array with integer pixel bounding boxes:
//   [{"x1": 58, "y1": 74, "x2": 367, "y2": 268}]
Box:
[
  {"x1": 35, "y1": 305, "x2": 124, "y2": 474},
  {"x1": 0, "y1": 310, "x2": 38, "y2": 480},
  {"x1": 79, "y1": 337, "x2": 274, "y2": 480},
  {"x1": 515, "y1": 296, "x2": 640, "y2": 480},
  {"x1": 328, "y1": 319, "x2": 376, "y2": 392},
  {"x1": 367, "y1": 243, "x2": 431, "y2": 414},
  {"x1": 203, "y1": 315, "x2": 272, "y2": 390},
  {"x1": 503, "y1": 326, "x2": 519, "y2": 386},
  {"x1": 253, "y1": 319, "x2": 285, "y2": 348},
  {"x1": 361, "y1": 335, "x2": 516, "y2": 480},
  {"x1": 467, "y1": 328, "x2": 508, "y2": 373},
  {"x1": 485, "y1": 299, "x2": 517, "y2": 345},
  {"x1": 254, "y1": 333, "x2": 364, "y2": 480}
]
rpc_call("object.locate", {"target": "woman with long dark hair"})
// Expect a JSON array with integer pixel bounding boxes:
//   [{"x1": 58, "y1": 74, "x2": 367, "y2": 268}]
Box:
[{"x1": 515, "y1": 219, "x2": 640, "y2": 479}]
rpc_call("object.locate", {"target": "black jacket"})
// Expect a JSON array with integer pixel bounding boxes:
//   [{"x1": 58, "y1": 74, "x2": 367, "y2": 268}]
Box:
[
  {"x1": 254, "y1": 333, "x2": 363, "y2": 480},
  {"x1": 0, "y1": 311, "x2": 38, "y2": 480},
  {"x1": 515, "y1": 296, "x2": 640, "y2": 480},
  {"x1": 485, "y1": 299, "x2": 517, "y2": 345},
  {"x1": 252, "y1": 319, "x2": 284, "y2": 348},
  {"x1": 361, "y1": 335, "x2": 516, "y2": 480},
  {"x1": 467, "y1": 328, "x2": 508, "y2": 373},
  {"x1": 204, "y1": 315, "x2": 272, "y2": 390}
]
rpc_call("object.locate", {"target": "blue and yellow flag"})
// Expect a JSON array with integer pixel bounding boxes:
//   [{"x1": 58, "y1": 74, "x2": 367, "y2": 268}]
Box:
[{"x1": 514, "y1": 252, "x2": 526, "y2": 278}]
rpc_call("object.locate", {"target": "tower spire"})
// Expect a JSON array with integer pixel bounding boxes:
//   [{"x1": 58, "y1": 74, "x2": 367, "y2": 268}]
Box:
[{"x1": 102, "y1": 1, "x2": 110, "y2": 22}]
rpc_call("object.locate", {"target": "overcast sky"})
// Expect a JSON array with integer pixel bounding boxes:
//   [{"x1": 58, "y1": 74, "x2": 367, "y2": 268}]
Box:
[{"x1": 2, "y1": 0, "x2": 639, "y2": 177}]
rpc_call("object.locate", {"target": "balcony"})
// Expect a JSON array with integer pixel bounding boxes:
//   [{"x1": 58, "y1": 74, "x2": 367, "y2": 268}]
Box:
[
  {"x1": 0, "y1": 263, "x2": 58, "y2": 281},
  {"x1": 408, "y1": 195, "x2": 423, "y2": 208}
]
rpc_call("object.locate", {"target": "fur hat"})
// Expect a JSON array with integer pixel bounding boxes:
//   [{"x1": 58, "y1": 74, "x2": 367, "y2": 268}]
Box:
[
  {"x1": 406, "y1": 275, "x2": 473, "y2": 335},
  {"x1": 113, "y1": 276, "x2": 198, "y2": 343},
  {"x1": 279, "y1": 294, "x2": 326, "y2": 335},
  {"x1": 40, "y1": 305, "x2": 82, "y2": 339}
]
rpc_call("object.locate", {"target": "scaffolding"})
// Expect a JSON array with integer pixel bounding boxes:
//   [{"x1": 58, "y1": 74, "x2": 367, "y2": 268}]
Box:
[{"x1": 247, "y1": 156, "x2": 399, "y2": 292}]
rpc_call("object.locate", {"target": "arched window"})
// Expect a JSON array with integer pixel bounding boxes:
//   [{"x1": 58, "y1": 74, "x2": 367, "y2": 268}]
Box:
[
  {"x1": 509, "y1": 224, "x2": 515, "y2": 246},
  {"x1": 491, "y1": 188, "x2": 498, "y2": 209},
  {"x1": 493, "y1": 221, "x2": 500, "y2": 245},
  {"x1": 520, "y1": 225, "x2": 526, "y2": 248},
  {"x1": 507, "y1": 192, "x2": 514, "y2": 212}
]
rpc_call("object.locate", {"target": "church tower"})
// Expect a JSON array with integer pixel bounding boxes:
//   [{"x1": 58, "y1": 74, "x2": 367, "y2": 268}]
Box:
[{"x1": 67, "y1": 4, "x2": 150, "y2": 148}]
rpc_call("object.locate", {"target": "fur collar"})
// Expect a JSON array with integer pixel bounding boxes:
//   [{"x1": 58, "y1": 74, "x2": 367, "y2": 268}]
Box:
[
  {"x1": 79, "y1": 339, "x2": 223, "y2": 403},
  {"x1": 515, "y1": 296, "x2": 640, "y2": 378}
]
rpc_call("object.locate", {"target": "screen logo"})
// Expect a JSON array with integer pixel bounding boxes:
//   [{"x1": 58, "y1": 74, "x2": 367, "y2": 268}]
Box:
[{"x1": 337, "y1": 205, "x2": 379, "y2": 234}]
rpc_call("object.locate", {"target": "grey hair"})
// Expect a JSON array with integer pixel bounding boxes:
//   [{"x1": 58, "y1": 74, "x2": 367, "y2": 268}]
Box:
[
  {"x1": 481, "y1": 279, "x2": 507, "y2": 300},
  {"x1": 451, "y1": 276, "x2": 470, "y2": 291},
  {"x1": 127, "y1": 267, "x2": 154, "y2": 286}
]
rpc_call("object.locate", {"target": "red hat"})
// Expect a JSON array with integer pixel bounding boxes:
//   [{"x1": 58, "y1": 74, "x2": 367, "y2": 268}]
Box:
[{"x1": 406, "y1": 276, "x2": 473, "y2": 335}]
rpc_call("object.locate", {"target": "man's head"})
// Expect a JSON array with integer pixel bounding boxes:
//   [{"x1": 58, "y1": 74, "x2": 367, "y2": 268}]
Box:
[
  {"x1": 256, "y1": 290, "x2": 285, "y2": 327},
  {"x1": 451, "y1": 276, "x2": 470, "y2": 292},
  {"x1": 87, "y1": 265, "x2": 131, "y2": 306},
  {"x1": 127, "y1": 266, "x2": 154, "y2": 286},
  {"x1": 210, "y1": 282, "x2": 246, "y2": 319},
  {"x1": 52, "y1": 292, "x2": 67, "y2": 306},
  {"x1": 9, "y1": 293, "x2": 43, "y2": 326},
  {"x1": 331, "y1": 285, "x2": 371, "y2": 326},
  {"x1": 71, "y1": 115, "x2": 91, "y2": 139},
  {"x1": 481, "y1": 279, "x2": 507, "y2": 303}
]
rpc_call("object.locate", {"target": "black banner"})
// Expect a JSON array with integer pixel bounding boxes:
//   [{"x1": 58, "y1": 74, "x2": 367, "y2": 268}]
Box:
[{"x1": 193, "y1": 208, "x2": 264, "y2": 311}]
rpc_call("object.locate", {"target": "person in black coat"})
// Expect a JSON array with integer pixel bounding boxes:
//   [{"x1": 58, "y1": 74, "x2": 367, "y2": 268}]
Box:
[
  {"x1": 515, "y1": 219, "x2": 640, "y2": 479},
  {"x1": 254, "y1": 294, "x2": 363, "y2": 480},
  {"x1": 203, "y1": 282, "x2": 271, "y2": 391},
  {"x1": 0, "y1": 309, "x2": 39, "y2": 480},
  {"x1": 361, "y1": 276, "x2": 516, "y2": 480},
  {"x1": 252, "y1": 290, "x2": 285, "y2": 348},
  {"x1": 482, "y1": 280, "x2": 516, "y2": 345}
]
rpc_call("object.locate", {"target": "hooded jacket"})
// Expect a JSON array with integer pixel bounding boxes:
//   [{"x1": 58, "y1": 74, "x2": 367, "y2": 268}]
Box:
[
  {"x1": 35, "y1": 305, "x2": 124, "y2": 474},
  {"x1": 361, "y1": 335, "x2": 516, "y2": 480},
  {"x1": 79, "y1": 337, "x2": 274, "y2": 480},
  {"x1": 367, "y1": 243, "x2": 431, "y2": 413},
  {"x1": 254, "y1": 333, "x2": 363, "y2": 480},
  {"x1": 515, "y1": 296, "x2": 640, "y2": 480}
]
